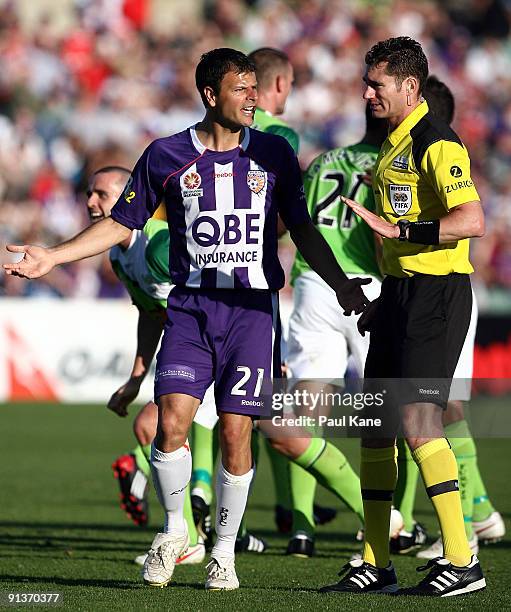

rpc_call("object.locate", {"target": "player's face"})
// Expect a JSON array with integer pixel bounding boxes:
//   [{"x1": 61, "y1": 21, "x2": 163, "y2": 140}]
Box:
[
  {"x1": 86, "y1": 172, "x2": 124, "y2": 222},
  {"x1": 214, "y1": 70, "x2": 257, "y2": 128},
  {"x1": 363, "y1": 63, "x2": 410, "y2": 124}
]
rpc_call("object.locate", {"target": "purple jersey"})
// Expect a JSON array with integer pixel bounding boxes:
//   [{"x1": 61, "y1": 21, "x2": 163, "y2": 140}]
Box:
[{"x1": 111, "y1": 126, "x2": 309, "y2": 290}]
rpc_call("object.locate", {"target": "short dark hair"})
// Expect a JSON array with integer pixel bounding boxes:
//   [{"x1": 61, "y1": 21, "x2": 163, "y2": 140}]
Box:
[
  {"x1": 195, "y1": 48, "x2": 255, "y2": 107},
  {"x1": 365, "y1": 36, "x2": 428, "y2": 93},
  {"x1": 94, "y1": 165, "x2": 131, "y2": 177},
  {"x1": 248, "y1": 47, "x2": 290, "y2": 91},
  {"x1": 422, "y1": 75, "x2": 455, "y2": 125}
]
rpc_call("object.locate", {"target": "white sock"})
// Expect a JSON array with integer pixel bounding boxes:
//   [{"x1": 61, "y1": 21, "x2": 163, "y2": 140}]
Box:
[
  {"x1": 151, "y1": 442, "x2": 191, "y2": 535},
  {"x1": 211, "y1": 464, "x2": 254, "y2": 559}
]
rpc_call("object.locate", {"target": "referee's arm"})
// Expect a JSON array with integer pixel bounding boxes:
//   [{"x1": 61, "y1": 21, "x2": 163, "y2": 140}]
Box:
[
  {"x1": 341, "y1": 197, "x2": 484, "y2": 243},
  {"x1": 437, "y1": 200, "x2": 484, "y2": 242}
]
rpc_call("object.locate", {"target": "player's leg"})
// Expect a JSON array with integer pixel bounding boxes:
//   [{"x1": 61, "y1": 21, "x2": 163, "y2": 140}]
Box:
[
  {"x1": 206, "y1": 412, "x2": 254, "y2": 590},
  {"x1": 142, "y1": 392, "x2": 199, "y2": 587},
  {"x1": 190, "y1": 384, "x2": 218, "y2": 549},
  {"x1": 444, "y1": 402, "x2": 477, "y2": 543},
  {"x1": 265, "y1": 438, "x2": 293, "y2": 531},
  {"x1": 285, "y1": 272, "x2": 356, "y2": 553},
  {"x1": 131, "y1": 402, "x2": 203, "y2": 552},
  {"x1": 235, "y1": 429, "x2": 267, "y2": 554},
  {"x1": 190, "y1": 423, "x2": 214, "y2": 503},
  {"x1": 143, "y1": 287, "x2": 214, "y2": 587},
  {"x1": 446, "y1": 295, "x2": 504, "y2": 545},
  {"x1": 112, "y1": 400, "x2": 156, "y2": 526},
  {"x1": 205, "y1": 289, "x2": 277, "y2": 590},
  {"x1": 267, "y1": 431, "x2": 364, "y2": 524}
]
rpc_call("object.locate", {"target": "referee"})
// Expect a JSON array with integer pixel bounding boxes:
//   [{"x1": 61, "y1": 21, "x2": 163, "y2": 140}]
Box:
[{"x1": 321, "y1": 37, "x2": 486, "y2": 597}]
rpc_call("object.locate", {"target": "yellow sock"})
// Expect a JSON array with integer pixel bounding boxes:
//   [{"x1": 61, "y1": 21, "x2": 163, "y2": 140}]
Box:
[
  {"x1": 361, "y1": 446, "x2": 397, "y2": 568},
  {"x1": 413, "y1": 439, "x2": 472, "y2": 567}
]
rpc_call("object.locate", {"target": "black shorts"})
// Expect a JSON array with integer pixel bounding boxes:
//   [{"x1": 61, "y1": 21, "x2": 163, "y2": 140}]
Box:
[{"x1": 364, "y1": 273, "x2": 472, "y2": 408}]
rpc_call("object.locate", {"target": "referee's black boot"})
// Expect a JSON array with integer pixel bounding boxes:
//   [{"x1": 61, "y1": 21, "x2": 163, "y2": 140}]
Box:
[
  {"x1": 320, "y1": 558, "x2": 398, "y2": 594},
  {"x1": 399, "y1": 555, "x2": 485, "y2": 597}
]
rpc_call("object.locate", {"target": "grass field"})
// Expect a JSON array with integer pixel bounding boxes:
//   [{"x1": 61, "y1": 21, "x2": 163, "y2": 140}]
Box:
[{"x1": 1, "y1": 401, "x2": 510, "y2": 610}]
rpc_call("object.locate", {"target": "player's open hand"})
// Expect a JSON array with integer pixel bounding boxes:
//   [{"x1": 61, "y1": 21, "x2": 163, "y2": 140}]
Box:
[
  {"x1": 336, "y1": 277, "x2": 371, "y2": 316},
  {"x1": 3, "y1": 244, "x2": 55, "y2": 279},
  {"x1": 357, "y1": 297, "x2": 380, "y2": 336},
  {"x1": 342, "y1": 196, "x2": 400, "y2": 239},
  {"x1": 107, "y1": 377, "x2": 143, "y2": 417}
]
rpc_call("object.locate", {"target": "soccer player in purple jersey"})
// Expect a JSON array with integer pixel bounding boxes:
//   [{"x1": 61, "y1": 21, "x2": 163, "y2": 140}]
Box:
[{"x1": 4, "y1": 48, "x2": 370, "y2": 591}]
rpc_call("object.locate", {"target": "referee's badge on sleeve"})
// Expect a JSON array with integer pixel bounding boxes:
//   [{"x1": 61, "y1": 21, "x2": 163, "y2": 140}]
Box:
[{"x1": 389, "y1": 184, "x2": 412, "y2": 215}]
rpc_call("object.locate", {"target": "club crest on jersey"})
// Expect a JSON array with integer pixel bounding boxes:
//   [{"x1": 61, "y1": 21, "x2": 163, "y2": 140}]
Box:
[
  {"x1": 392, "y1": 155, "x2": 409, "y2": 170},
  {"x1": 181, "y1": 171, "x2": 203, "y2": 197},
  {"x1": 389, "y1": 184, "x2": 412, "y2": 215},
  {"x1": 247, "y1": 170, "x2": 266, "y2": 194}
]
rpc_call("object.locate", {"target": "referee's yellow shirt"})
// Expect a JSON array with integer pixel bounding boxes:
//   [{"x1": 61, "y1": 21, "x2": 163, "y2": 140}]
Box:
[{"x1": 373, "y1": 101, "x2": 480, "y2": 277}]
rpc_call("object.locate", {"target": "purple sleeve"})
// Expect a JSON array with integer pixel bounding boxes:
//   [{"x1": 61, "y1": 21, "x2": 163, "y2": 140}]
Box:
[
  {"x1": 275, "y1": 141, "x2": 311, "y2": 229},
  {"x1": 111, "y1": 142, "x2": 164, "y2": 230}
]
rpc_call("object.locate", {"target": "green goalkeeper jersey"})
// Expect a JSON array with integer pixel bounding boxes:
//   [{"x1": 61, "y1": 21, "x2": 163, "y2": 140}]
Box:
[
  {"x1": 291, "y1": 143, "x2": 382, "y2": 283},
  {"x1": 252, "y1": 107, "x2": 300, "y2": 154}
]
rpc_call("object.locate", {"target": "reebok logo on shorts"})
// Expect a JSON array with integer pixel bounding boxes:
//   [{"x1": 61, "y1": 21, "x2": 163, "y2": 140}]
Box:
[{"x1": 155, "y1": 364, "x2": 196, "y2": 382}]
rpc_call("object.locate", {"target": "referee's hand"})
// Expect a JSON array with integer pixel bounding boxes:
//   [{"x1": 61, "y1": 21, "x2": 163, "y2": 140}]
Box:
[
  {"x1": 357, "y1": 298, "x2": 380, "y2": 336},
  {"x1": 342, "y1": 196, "x2": 400, "y2": 239},
  {"x1": 336, "y1": 277, "x2": 371, "y2": 316}
]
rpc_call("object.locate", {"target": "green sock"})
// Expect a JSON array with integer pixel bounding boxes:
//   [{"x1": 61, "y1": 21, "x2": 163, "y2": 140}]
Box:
[
  {"x1": 184, "y1": 485, "x2": 198, "y2": 546},
  {"x1": 133, "y1": 444, "x2": 151, "y2": 478},
  {"x1": 289, "y1": 463, "x2": 316, "y2": 536},
  {"x1": 472, "y1": 465, "x2": 495, "y2": 522},
  {"x1": 445, "y1": 420, "x2": 476, "y2": 539},
  {"x1": 190, "y1": 422, "x2": 214, "y2": 505},
  {"x1": 265, "y1": 440, "x2": 292, "y2": 510},
  {"x1": 394, "y1": 438, "x2": 419, "y2": 532},
  {"x1": 294, "y1": 438, "x2": 364, "y2": 524}
]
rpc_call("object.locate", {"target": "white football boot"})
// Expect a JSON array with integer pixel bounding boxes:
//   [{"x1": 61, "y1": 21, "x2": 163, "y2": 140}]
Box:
[
  {"x1": 473, "y1": 511, "x2": 506, "y2": 544},
  {"x1": 135, "y1": 536, "x2": 205, "y2": 566},
  {"x1": 205, "y1": 556, "x2": 239, "y2": 590},
  {"x1": 142, "y1": 531, "x2": 189, "y2": 587}
]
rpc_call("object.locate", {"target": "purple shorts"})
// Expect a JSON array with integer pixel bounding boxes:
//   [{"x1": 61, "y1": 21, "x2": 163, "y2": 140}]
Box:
[{"x1": 155, "y1": 287, "x2": 281, "y2": 417}]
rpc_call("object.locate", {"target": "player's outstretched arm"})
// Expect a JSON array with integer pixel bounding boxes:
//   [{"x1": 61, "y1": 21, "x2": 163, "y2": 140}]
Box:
[
  {"x1": 290, "y1": 219, "x2": 370, "y2": 315},
  {"x1": 3, "y1": 217, "x2": 131, "y2": 280},
  {"x1": 107, "y1": 308, "x2": 165, "y2": 417}
]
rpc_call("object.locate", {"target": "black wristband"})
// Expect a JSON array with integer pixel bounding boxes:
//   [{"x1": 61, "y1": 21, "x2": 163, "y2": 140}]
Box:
[
  {"x1": 408, "y1": 219, "x2": 440, "y2": 245},
  {"x1": 397, "y1": 220, "x2": 410, "y2": 241}
]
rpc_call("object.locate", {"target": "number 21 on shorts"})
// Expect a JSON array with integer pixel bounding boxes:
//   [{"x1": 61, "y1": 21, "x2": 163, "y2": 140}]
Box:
[{"x1": 231, "y1": 366, "x2": 265, "y2": 397}]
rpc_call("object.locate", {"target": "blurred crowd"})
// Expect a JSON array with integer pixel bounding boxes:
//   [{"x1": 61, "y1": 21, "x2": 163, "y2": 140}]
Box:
[{"x1": 1, "y1": 0, "x2": 511, "y2": 310}]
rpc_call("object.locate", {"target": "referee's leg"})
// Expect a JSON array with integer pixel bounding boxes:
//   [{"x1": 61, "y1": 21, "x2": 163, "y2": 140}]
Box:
[{"x1": 402, "y1": 402, "x2": 472, "y2": 567}]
